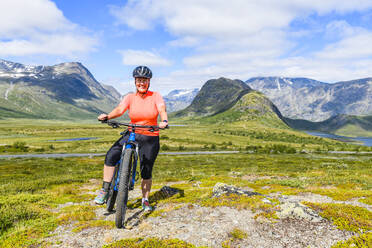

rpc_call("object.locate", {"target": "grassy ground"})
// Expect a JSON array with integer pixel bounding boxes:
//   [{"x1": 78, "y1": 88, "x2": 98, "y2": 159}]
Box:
[
  {"x1": 0, "y1": 119, "x2": 370, "y2": 155},
  {"x1": 0, "y1": 119, "x2": 371, "y2": 247},
  {"x1": 0, "y1": 152, "x2": 371, "y2": 247}
]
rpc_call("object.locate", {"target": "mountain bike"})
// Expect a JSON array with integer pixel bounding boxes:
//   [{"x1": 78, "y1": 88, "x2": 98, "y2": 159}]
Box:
[{"x1": 102, "y1": 119, "x2": 165, "y2": 228}]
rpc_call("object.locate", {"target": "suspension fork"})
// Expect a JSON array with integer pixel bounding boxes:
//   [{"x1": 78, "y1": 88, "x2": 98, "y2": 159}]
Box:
[
  {"x1": 114, "y1": 131, "x2": 136, "y2": 191},
  {"x1": 126, "y1": 132, "x2": 139, "y2": 190}
]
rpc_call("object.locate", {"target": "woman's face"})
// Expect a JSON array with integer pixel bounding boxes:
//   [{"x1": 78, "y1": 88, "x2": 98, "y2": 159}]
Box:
[{"x1": 135, "y1": 77, "x2": 150, "y2": 93}]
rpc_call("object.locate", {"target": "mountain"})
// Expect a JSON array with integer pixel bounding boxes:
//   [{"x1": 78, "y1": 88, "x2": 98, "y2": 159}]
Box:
[
  {"x1": 173, "y1": 77, "x2": 288, "y2": 128},
  {"x1": 0, "y1": 59, "x2": 121, "y2": 120},
  {"x1": 174, "y1": 77, "x2": 252, "y2": 117},
  {"x1": 205, "y1": 90, "x2": 289, "y2": 128},
  {"x1": 163, "y1": 88, "x2": 199, "y2": 112},
  {"x1": 246, "y1": 77, "x2": 372, "y2": 121},
  {"x1": 285, "y1": 114, "x2": 372, "y2": 137}
]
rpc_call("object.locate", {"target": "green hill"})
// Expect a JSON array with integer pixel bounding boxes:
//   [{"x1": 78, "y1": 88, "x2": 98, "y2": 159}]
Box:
[
  {"x1": 172, "y1": 77, "x2": 289, "y2": 129},
  {"x1": 174, "y1": 77, "x2": 251, "y2": 117},
  {"x1": 285, "y1": 114, "x2": 372, "y2": 137},
  {"x1": 203, "y1": 91, "x2": 289, "y2": 129}
]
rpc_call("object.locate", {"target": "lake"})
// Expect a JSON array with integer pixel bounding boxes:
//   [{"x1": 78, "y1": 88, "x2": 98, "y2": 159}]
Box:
[{"x1": 305, "y1": 131, "x2": 372, "y2": 147}]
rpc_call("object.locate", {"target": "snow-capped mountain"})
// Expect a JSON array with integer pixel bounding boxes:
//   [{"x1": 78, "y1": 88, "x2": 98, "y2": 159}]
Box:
[
  {"x1": 246, "y1": 77, "x2": 372, "y2": 121},
  {"x1": 0, "y1": 59, "x2": 45, "y2": 78},
  {"x1": 0, "y1": 59, "x2": 121, "y2": 120},
  {"x1": 164, "y1": 88, "x2": 199, "y2": 112}
]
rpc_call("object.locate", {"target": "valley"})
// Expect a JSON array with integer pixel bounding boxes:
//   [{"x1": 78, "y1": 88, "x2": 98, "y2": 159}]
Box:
[
  {"x1": 0, "y1": 120, "x2": 371, "y2": 247},
  {"x1": 0, "y1": 59, "x2": 371, "y2": 248}
]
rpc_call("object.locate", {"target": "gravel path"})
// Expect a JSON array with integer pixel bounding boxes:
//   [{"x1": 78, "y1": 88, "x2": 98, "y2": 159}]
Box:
[{"x1": 43, "y1": 181, "x2": 361, "y2": 248}]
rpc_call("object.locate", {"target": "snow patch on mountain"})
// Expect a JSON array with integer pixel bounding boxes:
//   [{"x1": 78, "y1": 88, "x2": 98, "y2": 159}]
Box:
[
  {"x1": 173, "y1": 89, "x2": 195, "y2": 97},
  {"x1": 246, "y1": 76, "x2": 372, "y2": 121},
  {"x1": 164, "y1": 88, "x2": 199, "y2": 112}
]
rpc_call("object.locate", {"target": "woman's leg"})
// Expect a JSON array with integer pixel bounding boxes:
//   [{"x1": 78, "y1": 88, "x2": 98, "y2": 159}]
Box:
[
  {"x1": 138, "y1": 134, "x2": 159, "y2": 210},
  {"x1": 141, "y1": 178, "x2": 152, "y2": 199},
  {"x1": 103, "y1": 164, "x2": 116, "y2": 182},
  {"x1": 95, "y1": 136, "x2": 126, "y2": 204}
]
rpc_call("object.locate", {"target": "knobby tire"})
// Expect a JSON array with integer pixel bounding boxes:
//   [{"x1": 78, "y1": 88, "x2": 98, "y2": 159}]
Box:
[
  {"x1": 106, "y1": 166, "x2": 118, "y2": 212},
  {"x1": 115, "y1": 148, "x2": 133, "y2": 228}
]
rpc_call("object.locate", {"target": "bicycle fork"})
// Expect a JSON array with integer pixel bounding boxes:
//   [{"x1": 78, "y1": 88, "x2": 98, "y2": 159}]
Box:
[
  {"x1": 129, "y1": 145, "x2": 139, "y2": 190},
  {"x1": 117, "y1": 132, "x2": 139, "y2": 191}
]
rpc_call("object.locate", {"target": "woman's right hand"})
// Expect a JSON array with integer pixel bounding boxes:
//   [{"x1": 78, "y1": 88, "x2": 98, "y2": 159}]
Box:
[{"x1": 98, "y1": 113, "x2": 109, "y2": 121}]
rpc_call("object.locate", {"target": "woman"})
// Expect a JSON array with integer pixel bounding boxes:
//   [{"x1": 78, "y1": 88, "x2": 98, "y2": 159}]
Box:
[{"x1": 95, "y1": 65, "x2": 168, "y2": 211}]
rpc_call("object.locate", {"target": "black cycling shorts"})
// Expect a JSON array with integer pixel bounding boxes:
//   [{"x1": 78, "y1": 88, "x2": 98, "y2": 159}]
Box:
[{"x1": 104, "y1": 132, "x2": 160, "y2": 180}]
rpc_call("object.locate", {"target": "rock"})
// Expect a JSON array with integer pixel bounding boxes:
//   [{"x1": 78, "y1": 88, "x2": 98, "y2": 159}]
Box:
[
  {"x1": 150, "y1": 186, "x2": 180, "y2": 201},
  {"x1": 212, "y1": 182, "x2": 262, "y2": 198},
  {"x1": 160, "y1": 186, "x2": 179, "y2": 197},
  {"x1": 192, "y1": 181, "x2": 201, "y2": 188},
  {"x1": 228, "y1": 171, "x2": 242, "y2": 177},
  {"x1": 277, "y1": 202, "x2": 323, "y2": 222}
]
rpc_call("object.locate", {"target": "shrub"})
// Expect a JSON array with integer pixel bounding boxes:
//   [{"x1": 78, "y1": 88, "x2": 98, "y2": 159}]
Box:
[
  {"x1": 12, "y1": 142, "x2": 28, "y2": 152},
  {"x1": 161, "y1": 144, "x2": 170, "y2": 151}
]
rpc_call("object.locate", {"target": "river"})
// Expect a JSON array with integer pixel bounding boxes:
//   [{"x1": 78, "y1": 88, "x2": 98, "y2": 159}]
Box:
[{"x1": 305, "y1": 131, "x2": 372, "y2": 147}]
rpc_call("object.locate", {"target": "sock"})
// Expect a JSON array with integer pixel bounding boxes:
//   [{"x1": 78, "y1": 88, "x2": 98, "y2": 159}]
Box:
[
  {"x1": 102, "y1": 181, "x2": 110, "y2": 192},
  {"x1": 142, "y1": 198, "x2": 148, "y2": 203}
]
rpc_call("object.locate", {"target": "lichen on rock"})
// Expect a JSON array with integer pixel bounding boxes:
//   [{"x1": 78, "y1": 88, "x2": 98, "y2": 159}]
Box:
[
  {"x1": 277, "y1": 202, "x2": 323, "y2": 222},
  {"x1": 212, "y1": 182, "x2": 262, "y2": 198}
]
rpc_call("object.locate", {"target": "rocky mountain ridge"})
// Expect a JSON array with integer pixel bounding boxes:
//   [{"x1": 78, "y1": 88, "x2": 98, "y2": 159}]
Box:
[
  {"x1": 163, "y1": 88, "x2": 199, "y2": 112},
  {"x1": 246, "y1": 77, "x2": 372, "y2": 121},
  {"x1": 0, "y1": 59, "x2": 121, "y2": 120}
]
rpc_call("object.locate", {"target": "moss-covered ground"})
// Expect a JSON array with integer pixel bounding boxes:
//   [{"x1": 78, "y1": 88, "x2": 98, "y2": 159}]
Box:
[
  {"x1": 0, "y1": 120, "x2": 371, "y2": 247},
  {"x1": 102, "y1": 237, "x2": 201, "y2": 248}
]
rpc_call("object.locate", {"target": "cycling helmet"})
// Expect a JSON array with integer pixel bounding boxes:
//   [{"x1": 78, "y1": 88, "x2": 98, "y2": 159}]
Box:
[{"x1": 132, "y1": 66, "x2": 152, "y2": 79}]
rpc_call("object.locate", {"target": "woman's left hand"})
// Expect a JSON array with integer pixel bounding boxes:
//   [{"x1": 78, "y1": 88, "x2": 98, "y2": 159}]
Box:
[{"x1": 159, "y1": 121, "x2": 168, "y2": 129}]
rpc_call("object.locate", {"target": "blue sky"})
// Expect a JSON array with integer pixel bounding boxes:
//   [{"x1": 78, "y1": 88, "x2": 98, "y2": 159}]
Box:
[{"x1": 1, "y1": 0, "x2": 372, "y2": 95}]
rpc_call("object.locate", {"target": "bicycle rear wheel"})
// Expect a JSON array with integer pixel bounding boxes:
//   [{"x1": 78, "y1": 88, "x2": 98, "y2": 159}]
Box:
[
  {"x1": 106, "y1": 166, "x2": 118, "y2": 212},
  {"x1": 115, "y1": 148, "x2": 134, "y2": 228}
]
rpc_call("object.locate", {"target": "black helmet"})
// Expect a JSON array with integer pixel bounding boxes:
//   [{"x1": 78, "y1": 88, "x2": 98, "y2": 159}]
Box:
[{"x1": 132, "y1": 66, "x2": 152, "y2": 79}]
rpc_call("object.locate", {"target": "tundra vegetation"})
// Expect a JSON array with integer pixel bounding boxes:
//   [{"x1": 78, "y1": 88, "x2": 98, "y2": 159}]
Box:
[{"x1": 0, "y1": 119, "x2": 371, "y2": 247}]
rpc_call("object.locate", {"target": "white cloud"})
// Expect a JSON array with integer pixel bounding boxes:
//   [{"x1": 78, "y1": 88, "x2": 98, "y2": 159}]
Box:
[
  {"x1": 0, "y1": 0, "x2": 98, "y2": 57},
  {"x1": 168, "y1": 37, "x2": 201, "y2": 47},
  {"x1": 0, "y1": 33, "x2": 97, "y2": 57},
  {"x1": 109, "y1": 0, "x2": 372, "y2": 92},
  {"x1": 110, "y1": 0, "x2": 372, "y2": 37},
  {"x1": 110, "y1": 0, "x2": 296, "y2": 38},
  {"x1": 109, "y1": 0, "x2": 161, "y2": 30},
  {"x1": 119, "y1": 49, "x2": 172, "y2": 66},
  {"x1": 316, "y1": 33, "x2": 372, "y2": 60}
]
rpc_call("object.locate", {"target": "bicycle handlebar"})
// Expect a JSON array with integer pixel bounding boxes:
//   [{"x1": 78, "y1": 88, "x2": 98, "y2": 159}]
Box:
[{"x1": 100, "y1": 119, "x2": 168, "y2": 131}]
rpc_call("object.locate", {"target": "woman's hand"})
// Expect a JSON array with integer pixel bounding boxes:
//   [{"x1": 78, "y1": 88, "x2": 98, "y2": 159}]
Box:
[
  {"x1": 98, "y1": 114, "x2": 108, "y2": 121},
  {"x1": 159, "y1": 121, "x2": 168, "y2": 129}
]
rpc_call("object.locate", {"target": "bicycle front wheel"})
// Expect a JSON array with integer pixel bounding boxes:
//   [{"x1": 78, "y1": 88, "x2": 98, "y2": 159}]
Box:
[
  {"x1": 106, "y1": 166, "x2": 118, "y2": 212},
  {"x1": 115, "y1": 148, "x2": 134, "y2": 228}
]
